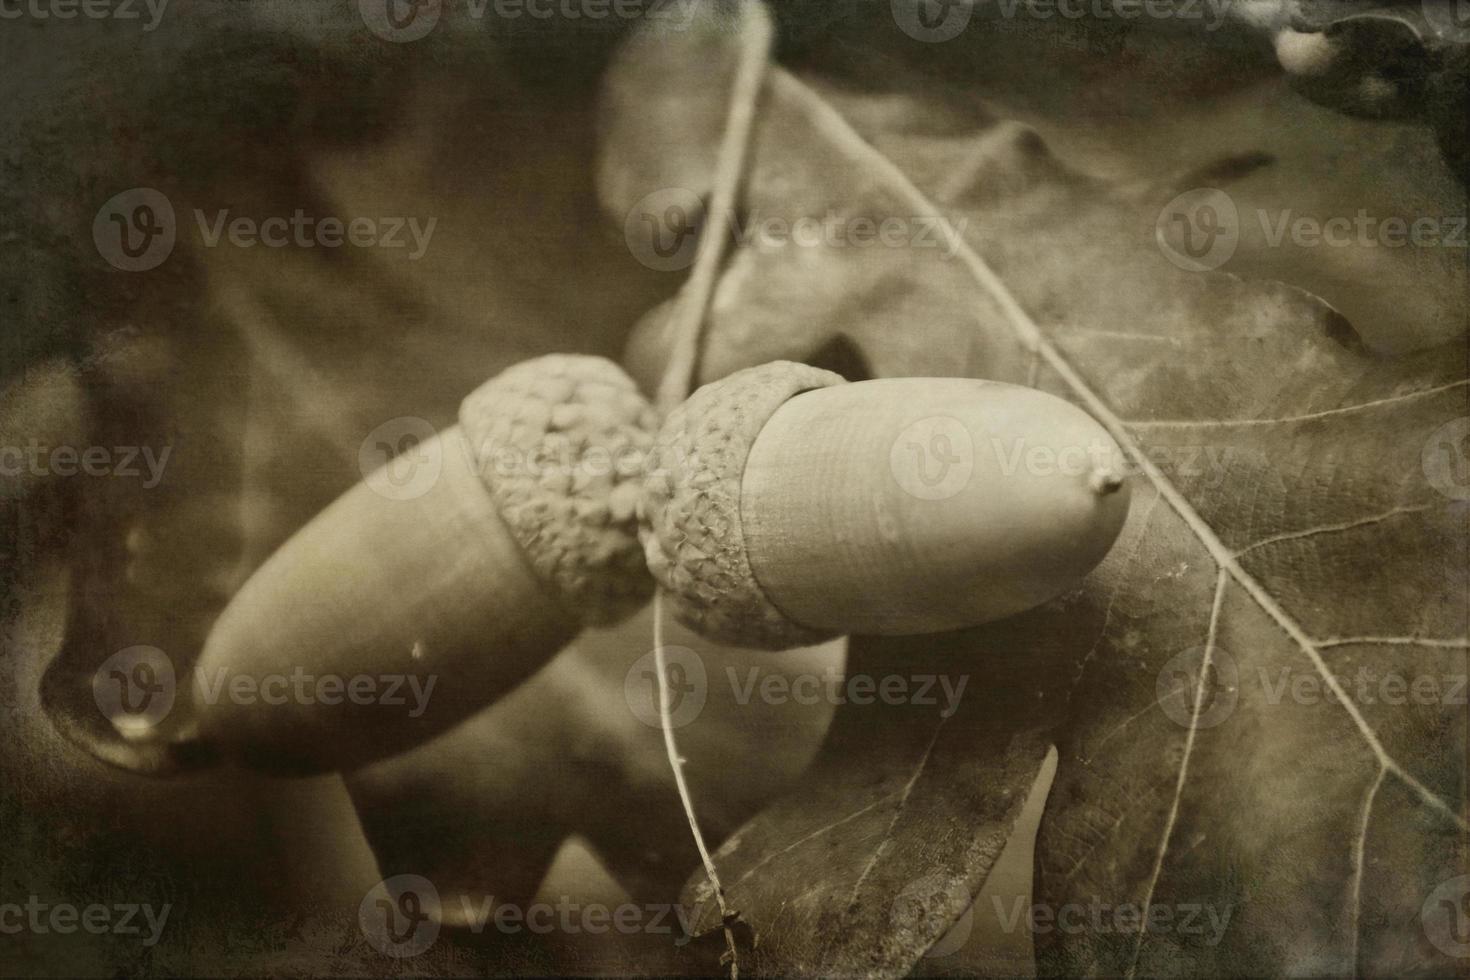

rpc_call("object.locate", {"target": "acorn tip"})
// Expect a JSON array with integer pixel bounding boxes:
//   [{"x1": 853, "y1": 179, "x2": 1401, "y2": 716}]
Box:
[{"x1": 1089, "y1": 467, "x2": 1126, "y2": 496}]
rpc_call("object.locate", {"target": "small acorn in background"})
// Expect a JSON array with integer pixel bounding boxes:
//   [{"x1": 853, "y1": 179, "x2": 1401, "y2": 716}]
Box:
[
  {"x1": 186, "y1": 355, "x2": 659, "y2": 774},
  {"x1": 639, "y1": 361, "x2": 1132, "y2": 650}
]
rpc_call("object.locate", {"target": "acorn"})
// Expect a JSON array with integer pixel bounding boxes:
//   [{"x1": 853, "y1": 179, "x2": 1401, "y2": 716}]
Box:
[
  {"x1": 639, "y1": 361, "x2": 1132, "y2": 650},
  {"x1": 189, "y1": 355, "x2": 659, "y2": 773}
]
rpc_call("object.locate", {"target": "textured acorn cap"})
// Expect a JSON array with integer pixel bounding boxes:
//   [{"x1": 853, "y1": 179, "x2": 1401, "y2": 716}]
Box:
[
  {"x1": 639, "y1": 360, "x2": 846, "y2": 649},
  {"x1": 461, "y1": 355, "x2": 660, "y2": 626}
]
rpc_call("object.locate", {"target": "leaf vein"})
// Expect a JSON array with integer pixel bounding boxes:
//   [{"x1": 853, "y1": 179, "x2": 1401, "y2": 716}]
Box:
[
  {"x1": 1317, "y1": 635, "x2": 1470, "y2": 650},
  {"x1": 728, "y1": 791, "x2": 901, "y2": 893},
  {"x1": 840, "y1": 716, "x2": 947, "y2": 920},
  {"x1": 1126, "y1": 569, "x2": 1228, "y2": 979},
  {"x1": 1348, "y1": 764, "x2": 1387, "y2": 976},
  {"x1": 776, "y1": 67, "x2": 1467, "y2": 832},
  {"x1": 1125, "y1": 380, "x2": 1469, "y2": 430},
  {"x1": 1233, "y1": 504, "x2": 1436, "y2": 558}
]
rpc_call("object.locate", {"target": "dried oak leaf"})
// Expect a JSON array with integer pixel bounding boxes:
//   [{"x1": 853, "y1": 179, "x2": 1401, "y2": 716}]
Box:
[{"x1": 600, "y1": 10, "x2": 1470, "y2": 978}]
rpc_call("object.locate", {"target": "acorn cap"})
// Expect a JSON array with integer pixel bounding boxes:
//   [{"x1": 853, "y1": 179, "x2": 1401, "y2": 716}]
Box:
[
  {"x1": 639, "y1": 360, "x2": 846, "y2": 649},
  {"x1": 461, "y1": 355, "x2": 660, "y2": 625}
]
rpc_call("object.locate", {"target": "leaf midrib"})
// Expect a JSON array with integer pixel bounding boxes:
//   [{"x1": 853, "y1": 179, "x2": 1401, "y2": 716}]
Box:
[{"x1": 769, "y1": 62, "x2": 1469, "y2": 833}]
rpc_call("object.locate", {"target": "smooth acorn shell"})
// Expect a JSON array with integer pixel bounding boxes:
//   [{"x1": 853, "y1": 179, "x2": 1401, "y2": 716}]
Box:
[
  {"x1": 190, "y1": 354, "x2": 655, "y2": 774},
  {"x1": 741, "y1": 378, "x2": 1131, "y2": 635},
  {"x1": 193, "y1": 425, "x2": 576, "y2": 773}
]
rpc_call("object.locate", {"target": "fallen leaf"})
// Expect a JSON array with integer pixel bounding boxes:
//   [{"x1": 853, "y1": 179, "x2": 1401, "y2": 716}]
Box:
[{"x1": 599, "y1": 9, "x2": 1469, "y2": 976}]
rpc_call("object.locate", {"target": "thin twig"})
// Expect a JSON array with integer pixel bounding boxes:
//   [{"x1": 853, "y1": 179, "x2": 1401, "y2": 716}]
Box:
[
  {"x1": 653, "y1": 0, "x2": 774, "y2": 415},
  {"x1": 648, "y1": 4, "x2": 775, "y2": 978},
  {"x1": 653, "y1": 592, "x2": 740, "y2": 978}
]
